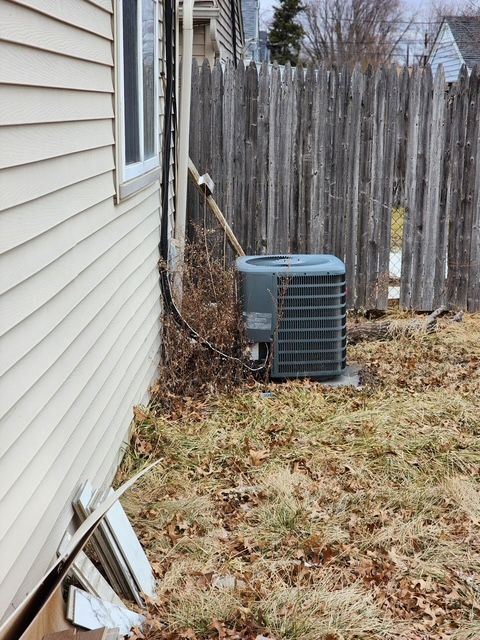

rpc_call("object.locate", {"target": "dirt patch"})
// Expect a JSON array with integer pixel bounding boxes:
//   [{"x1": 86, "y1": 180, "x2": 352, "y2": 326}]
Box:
[{"x1": 119, "y1": 315, "x2": 480, "y2": 639}]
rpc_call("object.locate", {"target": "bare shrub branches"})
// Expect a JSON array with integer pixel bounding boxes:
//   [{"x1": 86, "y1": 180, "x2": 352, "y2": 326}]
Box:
[
  {"x1": 151, "y1": 227, "x2": 252, "y2": 410},
  {"x1": 302, "y1": 0, "x2": 410, "y2": 68}
]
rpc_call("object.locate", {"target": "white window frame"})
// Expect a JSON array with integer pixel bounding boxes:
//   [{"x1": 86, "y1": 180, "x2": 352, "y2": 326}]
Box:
[{"x1": 117, "y1": 0, "x2": 159, "y2": 187}]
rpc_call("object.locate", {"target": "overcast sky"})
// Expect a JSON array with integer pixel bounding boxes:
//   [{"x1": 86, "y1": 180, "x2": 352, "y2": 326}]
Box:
[
  {"x1": 258, "y1": 0, "x2": 480, "y2": 65},
  {"x1": 259, "y1": 0, "x2": 473, "y2": 28}
]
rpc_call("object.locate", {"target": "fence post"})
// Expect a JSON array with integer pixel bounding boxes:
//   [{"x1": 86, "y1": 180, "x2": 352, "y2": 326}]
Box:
[
  {"x1": 244, "y1": 61, "x2": 258, "y2": 254},
  {"x1": 447, "y1": 65, "x2": 470, "y2": 308},
  {"x1": 310, "y1": 63, "x2": 329, "y2": 255},
  {"x1": 256, "y1": 62, "x2": 269, "y2": 254},
  {"x1": 450, "y1": 65, "x2": 480, "y2": 311},
  {"x1": 355, "y1": 65, "x2": 374, "y2": 308},
  {"x1": 343, "y1": 65, "x2": 363, "y2": 307},
  {"x1": 467, "y1": 68, "x2": 480, "y2": 311},
  {"x1": 267, "y1": 62, "x2": 281, "y2": 251}
]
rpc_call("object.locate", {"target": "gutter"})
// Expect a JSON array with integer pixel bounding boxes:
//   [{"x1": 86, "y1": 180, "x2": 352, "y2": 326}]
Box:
[{"x1": 178, "y1": 3, "x2": 218, "y2": 20}]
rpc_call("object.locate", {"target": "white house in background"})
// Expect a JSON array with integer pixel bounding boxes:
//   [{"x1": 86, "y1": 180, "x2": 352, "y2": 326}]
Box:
[
  {"x1": 0, "y1": 0, "x2": 175, "y2": 620},
  {"x1": 241, "y1": 0, "x2": 260, "y2": 61},
  {"x1": 258, "y1": 29, "x2": 270, "y2": 63},
  {"x1": 178, "y1": 0, "x2": 244, "y2": 64},
  {"x1": 427, "y1": 15, "x2": 480, "y2": 83}
]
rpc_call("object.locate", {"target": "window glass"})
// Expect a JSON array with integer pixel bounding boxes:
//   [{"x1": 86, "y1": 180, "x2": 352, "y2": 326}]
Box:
[
  {"x1": 142, "y1": 0, "x2": 155, "y2": 159},
  {"x1": 123, "y1": 0, "x2": 140, "y2": 165},
  {"x1": 119, "y1": 0, "x2": 157, "y2": 184}
]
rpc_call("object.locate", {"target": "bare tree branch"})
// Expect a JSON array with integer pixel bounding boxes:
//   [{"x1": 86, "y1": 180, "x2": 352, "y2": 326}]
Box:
[{"x1": 302, "y1": 0, "x2": 411, "y2": 68}]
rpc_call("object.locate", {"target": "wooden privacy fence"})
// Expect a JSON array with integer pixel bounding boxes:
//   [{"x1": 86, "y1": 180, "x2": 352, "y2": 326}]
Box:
[{"x1": 187, "y1": 60, "x2": 480, "y2": 311}]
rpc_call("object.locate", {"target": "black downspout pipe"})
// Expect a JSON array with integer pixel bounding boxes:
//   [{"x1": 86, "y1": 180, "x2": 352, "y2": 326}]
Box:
[
  {"x1": 160, "y1": 0, "x2": 175, "y2": 264},
  {"x1": 229, "y1": 0, "x2": 238, "y2": 67},
  {"x1": 158, "y1": 0, "x2": 222, "y2": 338},
  {"x1": 159, "y1": 0, "x2": 183, "y2": 319}
]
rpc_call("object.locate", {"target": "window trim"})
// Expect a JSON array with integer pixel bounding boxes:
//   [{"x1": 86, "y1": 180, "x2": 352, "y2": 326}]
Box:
[{"x1": 116, "y1": 0, "x2": 160, "y2": 187}]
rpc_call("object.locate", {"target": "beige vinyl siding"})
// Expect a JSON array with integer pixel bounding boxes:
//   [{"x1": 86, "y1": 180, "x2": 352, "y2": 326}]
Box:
[
  {"x1": 179, "y1": 0, "x2": 244, "y2": 63},
  {"x1": 0, "y1": 86, "x2": 114, "y2": 125},
  {"x1": 0, "y1": 147, "x2": 115, "y2": 210},
  {"x1": 178, "y1": 24, "x2": 207, "y2": 63},
  {"x1": 0, "y1": 0, "x2": 166, "y2": 618},
  {"x1": 10, "y1": 0, "x2": 113, "y2": 38},
  {"x1": 193, "y1": 24, "x2": 207, "y2": 60},
  {"x1": 0, "y1": 1, "x2": 113, "y2": 63},
  {"x1": 0, "y1": 41, "x2": 114, "y2": 90},
  {"x1": 0, "y1": 120, "x2": 114, "y2": 168}
]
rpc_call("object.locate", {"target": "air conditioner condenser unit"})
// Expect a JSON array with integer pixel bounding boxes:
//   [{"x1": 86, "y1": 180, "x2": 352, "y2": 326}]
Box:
[{"x1": 236, "y1": 254, "x2": 347, "y2": 379}]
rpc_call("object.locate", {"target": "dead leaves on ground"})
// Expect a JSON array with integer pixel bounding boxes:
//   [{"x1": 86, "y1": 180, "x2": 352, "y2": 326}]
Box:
[
  {"x1": 248, "y1": 449, "x2": 270, "y2": 467},
  {"x1": 121, "y1": 315, "x2": 480, "y2": 640}
]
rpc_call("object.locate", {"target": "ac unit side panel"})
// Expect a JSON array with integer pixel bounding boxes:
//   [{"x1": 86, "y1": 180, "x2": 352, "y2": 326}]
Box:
[{"x1": 239, "y1": 272, "x2": 275, "y2": 342}]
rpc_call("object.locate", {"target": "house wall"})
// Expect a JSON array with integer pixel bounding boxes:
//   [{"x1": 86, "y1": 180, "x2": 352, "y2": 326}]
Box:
[
  {"x1": 216, "y1": 0, "x2": 244, "y2": 62},
  {"x1": 428, "y1": 22, "x2": 466, "y2": 83},
  {"x1": 178, "y1": 0, "x2": 244, "y2": 64},
  {"x1": 179, "y1": 23, "x2": 209, "y2": 63},
  {"x1": 0, "y1": 0, "x2": 168, "y2": 618}
]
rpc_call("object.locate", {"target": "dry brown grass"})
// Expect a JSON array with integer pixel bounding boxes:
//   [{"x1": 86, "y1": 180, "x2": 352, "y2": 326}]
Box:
[{"x1": 119, "y1": 314, "x2": 480, "y2": 640}]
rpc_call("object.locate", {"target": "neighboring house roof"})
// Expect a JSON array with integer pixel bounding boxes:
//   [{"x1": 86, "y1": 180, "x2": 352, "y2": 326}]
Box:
[
  {"x1": 446, "y1": 16, "x2": 480, "y2": 69},
  {"x1": 427, "y1": 16, "x2": 480, "y2": 82}
]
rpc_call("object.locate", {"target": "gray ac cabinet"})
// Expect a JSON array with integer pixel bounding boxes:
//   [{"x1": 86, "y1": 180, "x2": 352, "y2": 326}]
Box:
[{"x1": 236, "y1": 255, "x2": 346, "y2": 379}]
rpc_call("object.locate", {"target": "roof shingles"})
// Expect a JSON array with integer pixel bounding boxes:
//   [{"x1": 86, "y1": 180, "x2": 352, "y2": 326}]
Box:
[{"x1": 445, "y1": 16, "x2": 480, "y2": 69}]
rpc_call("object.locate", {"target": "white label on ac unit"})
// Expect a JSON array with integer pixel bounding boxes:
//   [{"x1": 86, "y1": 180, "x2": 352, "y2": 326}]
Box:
[
  {"x1": 250, "y1": 343, "x2": 260, "y2": 360},
  {"x1": 245, "y1": 312, "x2": 272, "y2": 330}
]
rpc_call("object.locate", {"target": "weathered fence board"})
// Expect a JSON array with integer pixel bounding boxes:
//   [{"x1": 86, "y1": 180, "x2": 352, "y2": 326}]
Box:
[
  {"x1": 188, "y1": 60, "x2": 480, "y2": 312},
  {"x1": 423, "y1": 67, "x2": 447, "y2": 310},
  {"x1": 344, "y1": 66, "x2": 363, "y2": 305},
  {"x1": 467, "y1": 69, "x2": 480, "y2": 311},
  {"x1": 447, "y1": 66, "x2": 471, "y2": 309}
]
